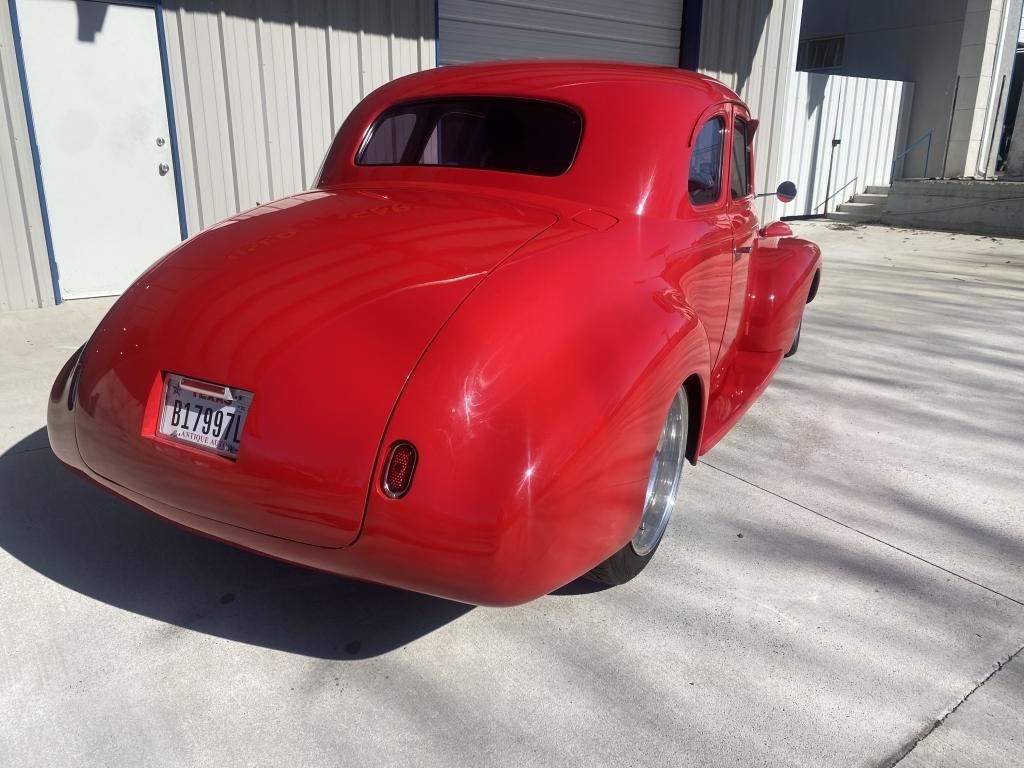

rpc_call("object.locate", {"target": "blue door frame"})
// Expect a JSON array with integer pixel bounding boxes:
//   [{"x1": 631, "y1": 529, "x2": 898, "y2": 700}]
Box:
[{"x1": 7, "y1": 0, "x2": 189, "y2": 305}]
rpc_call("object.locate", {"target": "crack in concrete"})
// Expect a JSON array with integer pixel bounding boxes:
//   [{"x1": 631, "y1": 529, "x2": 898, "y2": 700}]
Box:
[
  {"x1": 699, "y1": 460, "x2": 1024, "y2": 608},
  {"x1": 886, "y1": 643, "x2": 1024, "y2": 767}
]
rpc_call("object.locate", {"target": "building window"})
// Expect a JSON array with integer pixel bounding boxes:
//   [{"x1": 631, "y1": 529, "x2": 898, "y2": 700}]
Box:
[{"x1": 797, "y1": 36, "x2": 845, "y2": 71}]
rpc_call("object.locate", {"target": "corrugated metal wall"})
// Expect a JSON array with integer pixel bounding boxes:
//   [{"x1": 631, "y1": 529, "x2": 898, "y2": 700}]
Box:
[
  {"x1": 437, "y1": 0, "x2": 684, "y2": 66},
  {"x1": 699, "y1": 0, "x2": 804, "y2": 222},
  {"x1": 0, "y1": 0, "x2": 54, "y2": 311},
  {"x1": 162, "y1": 0, "x2": 436, "y2": 234},
  {"x1": 779, "y1": 72, "x2": 913, "y2": 217}
]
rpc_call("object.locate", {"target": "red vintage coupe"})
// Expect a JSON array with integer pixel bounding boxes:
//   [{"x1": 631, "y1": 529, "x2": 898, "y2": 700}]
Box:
[{"x1": 48, "y1": 61, "x2": 821, "y2": 606}]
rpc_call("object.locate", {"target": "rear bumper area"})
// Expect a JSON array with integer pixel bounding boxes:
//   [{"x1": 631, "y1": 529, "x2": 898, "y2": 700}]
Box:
[{"x1": 46, "y1": 351, "x2": 545, "y2": 607}]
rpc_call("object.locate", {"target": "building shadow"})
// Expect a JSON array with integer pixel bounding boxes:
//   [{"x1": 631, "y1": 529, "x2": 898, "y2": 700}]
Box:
[
  {"x1": 0, "y1": 430, "x2": 472, "y2": 659},
  {"x1": 75, "y1": 0, "x2": 107, "y2": 42}
]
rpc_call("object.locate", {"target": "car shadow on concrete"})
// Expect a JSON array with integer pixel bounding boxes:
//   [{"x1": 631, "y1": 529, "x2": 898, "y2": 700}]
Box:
[{"x1": 0, "y1": 430, "x2": 472, "y2": 659}]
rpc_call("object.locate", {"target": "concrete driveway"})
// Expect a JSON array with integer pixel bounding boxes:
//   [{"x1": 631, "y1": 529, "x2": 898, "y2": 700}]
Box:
[{"x1": 1, "y1": 221, "x2": 1021, "y2": 767}]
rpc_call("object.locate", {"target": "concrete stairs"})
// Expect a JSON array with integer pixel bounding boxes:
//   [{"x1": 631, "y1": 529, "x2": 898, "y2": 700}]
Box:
[{"x1": 828, "y1": 184, "x2": 889, "y2": 223}]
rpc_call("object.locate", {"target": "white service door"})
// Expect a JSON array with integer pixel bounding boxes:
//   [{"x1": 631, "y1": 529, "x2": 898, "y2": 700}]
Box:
[{"x1": 17, "y1": 0, "x2": 182, "y2": 299}]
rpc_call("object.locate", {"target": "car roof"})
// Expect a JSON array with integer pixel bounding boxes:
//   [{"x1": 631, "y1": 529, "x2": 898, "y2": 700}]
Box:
[
  {"x1": 318, "y1": 60, "x2": 747, "y2": 216},
  {"x1": 379, "y1": 59, "x2": 741, "y2": 103}
]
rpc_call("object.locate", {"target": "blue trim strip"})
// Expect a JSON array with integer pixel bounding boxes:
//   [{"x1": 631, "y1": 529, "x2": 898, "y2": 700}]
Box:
[
  {"x1": 154, "y1": 0, "x2": 188, "y2": 240},
  {"x1": 434, "y1": 0, "x2": 440, "y2": 65},
  {"x1": 679, "y1": 0, "x2": 703, "y2": 70},
  {"x1": 7, "y1": 0, "x2": 61, "y2": 304}
]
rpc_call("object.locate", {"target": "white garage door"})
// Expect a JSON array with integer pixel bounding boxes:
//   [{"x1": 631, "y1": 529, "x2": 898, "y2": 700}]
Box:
[{"x1": 438, "y1": 0, "x2": 685, "y2": 66}]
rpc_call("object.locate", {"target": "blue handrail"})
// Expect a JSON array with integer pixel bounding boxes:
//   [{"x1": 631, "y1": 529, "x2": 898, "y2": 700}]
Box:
[{"x1": 891, "y1": 130, "x2": 933, "y2": 181}]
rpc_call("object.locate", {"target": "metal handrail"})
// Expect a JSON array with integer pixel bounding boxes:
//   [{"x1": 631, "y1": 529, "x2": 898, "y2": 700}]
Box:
[
  {"x1": 891, "y1": 130, "x2": 933, "y2": 181},
  {"x1": 814, "y1": 176, "x2": 858, "y2": 213}
]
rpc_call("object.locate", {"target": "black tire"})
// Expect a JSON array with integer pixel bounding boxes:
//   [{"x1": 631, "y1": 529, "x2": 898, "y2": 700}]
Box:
[
  {"x1": 585, "y1": 387, "x2": 689, "y2": 587},
  {"x1": 785, "y1": 319, "x2": 802, "y2": 358},
  {"x1": 585, "y1": 534, "x2": 667, "y2": 586}
]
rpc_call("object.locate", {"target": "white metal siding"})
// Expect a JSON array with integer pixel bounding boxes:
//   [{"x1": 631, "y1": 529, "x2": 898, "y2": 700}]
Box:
[
  {"x1": 779, "y1": 72, "x2": 913, "y2": 217},
  {"x1": 0, "y1": 0, "x2": 435, "y2": 310},
  {"x1": 699, "y1": 0, "x2": 804, "y2": 222},
  {"x1": 0, "y1": 1, "x2": 53, "y2": 310},
  {"x1": 438, "y1": 0, "x2": 685, "y2": 66},
  {"x1": 161, "y1": 0, "x2": 436, "y2": 234}
]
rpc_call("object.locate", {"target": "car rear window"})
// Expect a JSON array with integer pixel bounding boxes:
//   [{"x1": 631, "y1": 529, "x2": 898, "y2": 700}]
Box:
[{"x1": 357, "y1": 98, "x2": 583, "y2": 176}]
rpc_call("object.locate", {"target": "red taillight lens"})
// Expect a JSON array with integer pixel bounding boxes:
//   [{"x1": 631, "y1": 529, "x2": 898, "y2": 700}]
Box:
[{"x1": 382, "y1": 441, "x2": 417, "y2": 498}]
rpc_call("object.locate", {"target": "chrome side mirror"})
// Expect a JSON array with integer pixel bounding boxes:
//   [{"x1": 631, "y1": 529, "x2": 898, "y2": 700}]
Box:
[
  {"x1": 776, "y1": 181, "x2": 797, "y2": 203},
  {"x1": 755, "y1": 181, "x2": 798, "y2": 202}
]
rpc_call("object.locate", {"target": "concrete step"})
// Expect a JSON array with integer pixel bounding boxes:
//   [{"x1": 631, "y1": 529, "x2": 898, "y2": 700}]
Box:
[
  {"x1": 827, "y1": 208, "x2": 883, "y2": 223},
  {"x1": 836, "y1": 201, "x2": 885, "y2": 214},
  {"x1": 851, "y1": 193, "x2": 888, "y2": 204},
  {"x1": 864, "y1": 184, "x2": 891, "y2": 195},
  {"x1": 827, "y1": 205, "x2": 884, "y2": 224}
]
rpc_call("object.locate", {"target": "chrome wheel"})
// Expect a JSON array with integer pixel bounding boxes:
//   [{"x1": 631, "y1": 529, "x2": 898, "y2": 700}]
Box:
[{"x1": 631, "y1": 389, "x2": 687, "y2": 556}]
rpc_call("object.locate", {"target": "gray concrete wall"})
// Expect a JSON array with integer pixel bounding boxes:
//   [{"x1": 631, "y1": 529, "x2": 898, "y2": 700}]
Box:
[
  {"x1": 800, "y1": 0, "x2": 1024, "y2": 179},
  {"x1": 800, "y1": 0, "x2": 968, "y2": 178},
  {"x1": 882, "y1": 178, "x2": 1024, "y2": 235}
]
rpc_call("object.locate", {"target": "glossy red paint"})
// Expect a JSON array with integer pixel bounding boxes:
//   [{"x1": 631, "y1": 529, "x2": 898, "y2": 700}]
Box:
[{"x1": 47, "y1": 61, "x2": 821, "y2": 606}]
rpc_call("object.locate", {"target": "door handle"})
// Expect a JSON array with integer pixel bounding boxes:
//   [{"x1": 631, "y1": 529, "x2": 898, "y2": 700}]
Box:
[{"x1": 734, "y1": 246, "x2": 752, "y2": 262}]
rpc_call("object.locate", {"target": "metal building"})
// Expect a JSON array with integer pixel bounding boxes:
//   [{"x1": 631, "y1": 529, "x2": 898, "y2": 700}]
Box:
[
  {"x1": 2, "y1": 0, "x2": 815, "y2": 312},
  {"x1": 1, "y1": 0, "x2": 435, "y2": 311}
]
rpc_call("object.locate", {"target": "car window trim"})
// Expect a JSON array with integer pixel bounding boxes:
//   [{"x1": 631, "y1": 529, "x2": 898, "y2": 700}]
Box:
[
  {"x1": 730, "y1": 115, "x2": 753, "y2": 201},
  {"x1": 689, "y1": 113, "x2": 727, "y2": 209}
]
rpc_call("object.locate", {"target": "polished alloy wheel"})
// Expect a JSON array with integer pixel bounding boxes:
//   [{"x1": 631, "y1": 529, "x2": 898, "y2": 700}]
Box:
[{"x1": 631, "y1": 389, "x2": 687, "y2": 556}]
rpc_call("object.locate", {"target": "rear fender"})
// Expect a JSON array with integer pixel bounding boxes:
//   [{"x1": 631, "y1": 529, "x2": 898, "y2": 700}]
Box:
[
  {"x1": 47, "y1": 346, "x2": 86, "y2": 472},
  {"x1": 358, "y1": 227, "x2": 711, "y2": 605}
]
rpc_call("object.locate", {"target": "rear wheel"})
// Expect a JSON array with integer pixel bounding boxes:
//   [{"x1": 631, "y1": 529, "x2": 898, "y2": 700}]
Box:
[{"x1": 586, "y1": 387, "x2": 688, "y2": 586}]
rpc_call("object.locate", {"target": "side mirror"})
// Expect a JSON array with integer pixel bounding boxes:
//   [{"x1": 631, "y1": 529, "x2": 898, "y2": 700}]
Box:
[
  {"x1": 776, "y1": 180, "x2": 797, "y2": 203},
  {"x1": 759, "y1": 221, "x2": 793, "y2": 238}
]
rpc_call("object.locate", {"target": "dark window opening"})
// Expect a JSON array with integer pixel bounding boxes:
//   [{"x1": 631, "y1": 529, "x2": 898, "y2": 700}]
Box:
[
  {"x1": 689, "y1": 116, "x2": 725, "y2": 206},
  {"x1": 357, "y1": 97, "x2": 583, "y2": 176},
  {"x1": 731, "y1": 117, "x2": 751, "y2": 199},
  {"x1": 797, "y1": 35, "x2": 845, "y2": 71}
]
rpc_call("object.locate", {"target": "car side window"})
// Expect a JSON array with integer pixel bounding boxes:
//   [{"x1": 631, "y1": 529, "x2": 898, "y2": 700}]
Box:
[
  {"x1": 689, "y1": 117, "x2": 725, "y2": 206},
  {"x1": 731, "y1": 117, "x2": 752, "y2": 199}
]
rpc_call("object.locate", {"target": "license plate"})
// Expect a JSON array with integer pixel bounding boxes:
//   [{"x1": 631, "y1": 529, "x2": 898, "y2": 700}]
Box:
[{"x1": 157, "y1": 374, "x2": 253, "y2": 459}]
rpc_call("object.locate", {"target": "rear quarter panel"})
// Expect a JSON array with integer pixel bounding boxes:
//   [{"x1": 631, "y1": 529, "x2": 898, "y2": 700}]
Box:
[{"x1": 359, "y1": 218, "x2": 712, "y2": 605}]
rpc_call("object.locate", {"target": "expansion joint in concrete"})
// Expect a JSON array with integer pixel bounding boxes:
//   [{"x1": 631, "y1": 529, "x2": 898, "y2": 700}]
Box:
[{"x1": 699, "y1": 461, "x2": 1024, "y2": 609}]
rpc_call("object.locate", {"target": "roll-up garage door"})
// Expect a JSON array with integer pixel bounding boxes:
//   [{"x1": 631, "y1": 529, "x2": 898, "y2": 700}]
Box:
[{"x1": 438, "y1": 0, "x2": 685, "y2": 66}]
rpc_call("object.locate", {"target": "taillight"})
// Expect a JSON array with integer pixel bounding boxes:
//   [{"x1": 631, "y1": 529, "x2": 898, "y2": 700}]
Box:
[{"x1": 382, "y1": 441, "x2": 417, "y2": 498}]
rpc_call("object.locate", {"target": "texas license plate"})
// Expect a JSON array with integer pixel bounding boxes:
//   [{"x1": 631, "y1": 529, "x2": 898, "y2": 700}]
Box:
[{"x1": 157, "y1": 374, "x2": 253, "y2": 459}]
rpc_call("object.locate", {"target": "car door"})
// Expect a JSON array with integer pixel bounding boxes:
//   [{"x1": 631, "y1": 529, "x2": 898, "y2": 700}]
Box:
[
  {"x1": 721, "y1": 107, "x2": 758, "y2": 358},
  {"x1": 676, "y1": 113, "x2": 733, "y2": 369}
]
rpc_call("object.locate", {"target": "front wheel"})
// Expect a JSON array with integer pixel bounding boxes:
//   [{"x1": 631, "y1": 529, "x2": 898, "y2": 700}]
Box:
[
  {"x1": 586, "y1": 387, "x2": 688, "y2": 586},
  {"x1": 785, "y1": 318, "x2": 802, "y2": 358}
]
